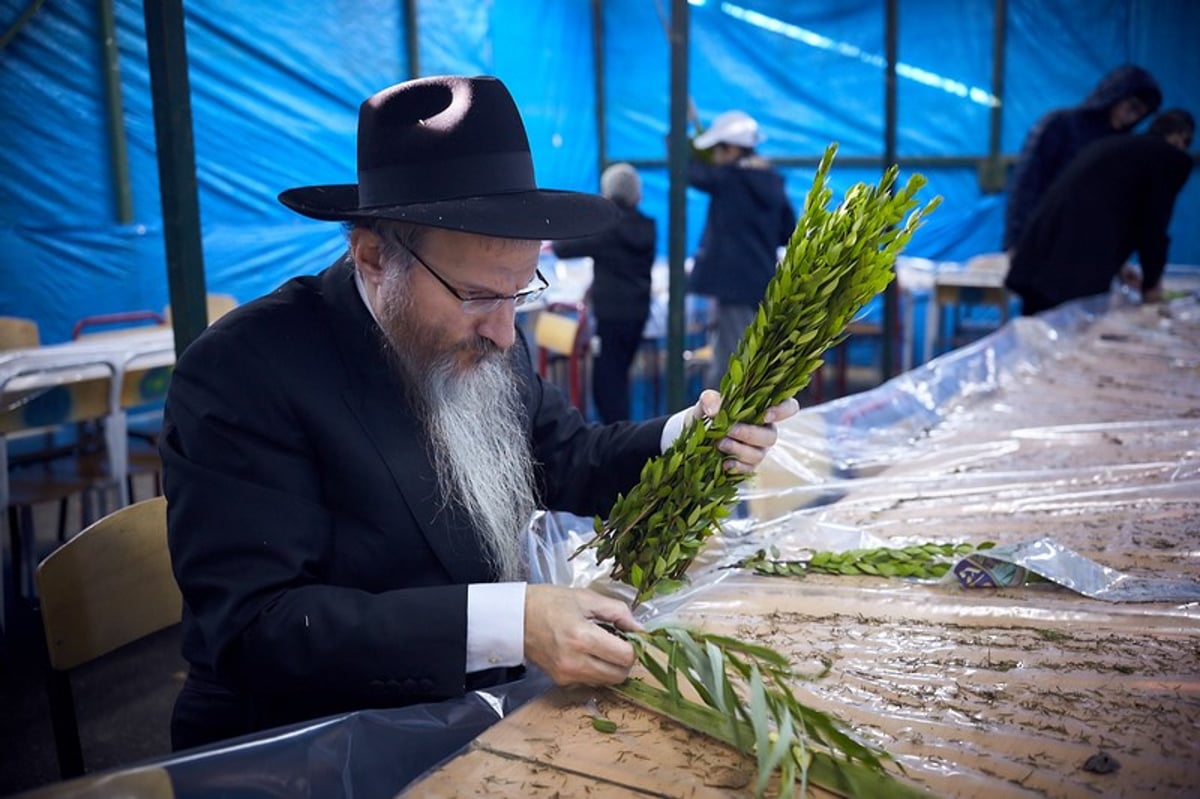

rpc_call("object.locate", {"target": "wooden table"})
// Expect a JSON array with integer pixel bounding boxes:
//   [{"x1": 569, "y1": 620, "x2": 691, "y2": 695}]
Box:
[{"x1": 404, "y1": 295, "x2": 1200, "y2": 798}]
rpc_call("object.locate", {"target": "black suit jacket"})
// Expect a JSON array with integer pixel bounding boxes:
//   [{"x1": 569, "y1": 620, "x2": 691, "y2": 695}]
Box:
[
  {"x1": 161, "y1": 255, "x2": 666, "y2": 738},
  {"x1": 551, "y1": 203, "x2": 657, "y2": 324}
]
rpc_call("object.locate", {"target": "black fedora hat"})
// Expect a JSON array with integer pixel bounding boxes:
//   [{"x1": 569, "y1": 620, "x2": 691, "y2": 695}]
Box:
[{"x1": 279, "y1": 75, "x2": 616, "y2": 239}]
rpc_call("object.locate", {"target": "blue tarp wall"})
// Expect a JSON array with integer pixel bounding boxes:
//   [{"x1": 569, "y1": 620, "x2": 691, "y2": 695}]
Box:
[{"x1": 2, "y1": 0, "x2": 1197, "y2": 344}]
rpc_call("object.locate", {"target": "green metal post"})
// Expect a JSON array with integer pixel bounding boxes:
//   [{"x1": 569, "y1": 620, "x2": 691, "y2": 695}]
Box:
[
  {"x1": 980, "y1": 0, "x2": 1008, "y2": 193},
  {"x1": 404, "y1": 0, "x2": 419, "y2": 78},
  {"x1": 98, "y1": 0, "x2": 133, "y2": 224},
  {"x1": 666, "y1": 0, "x2": 689, "y2": 410},
  {"x1": 144, "y1": 0, "x2": 207, "y2": 355},
  {"x1": 881, "y1": 0, "x2": 898, "y2": 379},
  {"x1": 0, "y1": 0, "x2": 46, "y2": 50},
  {"x1": 591, "y1": 0, "x2": 607, "y2": 182}
]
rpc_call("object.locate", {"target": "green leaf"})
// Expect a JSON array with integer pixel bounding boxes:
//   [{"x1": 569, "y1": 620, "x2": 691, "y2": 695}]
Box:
[
  {"x1": 578, "y1": 143, "x2": 939, "y2": 606},
  {"x1": 591, "y1": 716, "x2": 618, "y2": 734}
]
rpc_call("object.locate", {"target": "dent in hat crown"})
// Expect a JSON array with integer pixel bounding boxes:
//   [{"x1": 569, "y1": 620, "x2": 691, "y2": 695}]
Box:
[
  {"x1": 277, "y1": 74, "x2": 618, "y2": 239},
  {"x1": 355, "y1": 75, "x2": 537, "y2": 208}
]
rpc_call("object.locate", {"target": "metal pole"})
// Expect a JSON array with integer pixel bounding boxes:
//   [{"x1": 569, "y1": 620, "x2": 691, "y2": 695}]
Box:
[
  {"x1": 98, "y1": 0, "x2": 132, "y2": 224},
  {"x1": 0, "y1": 0, "x2": 46, "y2": 50},
  {"x1": 666, "y1": 0, "x2": 689, "y2": 410},
  {"x1": 981, "y1": 0, "x2": 1008, "y2": 193},
  {"x1": 144, "y1": 0, "x2": 207, "y2": 354},
  {"x1": 879, "y1": 0, "x2": 899, "y2": 380},
  {"x1": 591, "y1": 0, "x2": 607, "y2": 182},
  {"x1": 403, "y1": 0, "x2": 419, "y2": 79}
]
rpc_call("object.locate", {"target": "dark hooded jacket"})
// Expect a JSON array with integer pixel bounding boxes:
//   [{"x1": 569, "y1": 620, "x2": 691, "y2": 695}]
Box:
[
  {"x1": 1005, "y1": 132, "x2": 1192, "y2": 313},
  {"x1": 687, "y1": 155, "x2": 796, "y2": 306},
  {"x1": 552, "y1": 201, "x2": 657, "y2": 323},
  {"x1": 1004, "y1": 64, "x2": 1161, "y2": 251}
]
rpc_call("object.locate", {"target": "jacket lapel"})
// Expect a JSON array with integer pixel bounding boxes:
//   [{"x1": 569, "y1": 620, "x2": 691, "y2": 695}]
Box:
[{"x1": 320, "y1": 258, "x2": 496, "y2": 586}]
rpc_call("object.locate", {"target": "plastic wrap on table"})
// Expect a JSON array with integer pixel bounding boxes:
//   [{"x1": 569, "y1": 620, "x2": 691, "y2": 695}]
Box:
[
  {"x1": 952, "y1": 537, "x2": 1200, "y2": 602},
  {"x1": 22, "y1": 671, "x2": 553, "y2": 799}
]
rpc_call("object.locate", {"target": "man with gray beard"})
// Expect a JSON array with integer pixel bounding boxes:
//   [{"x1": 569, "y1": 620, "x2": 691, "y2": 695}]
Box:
[{"x1": 162, "y1": 75, "x2": 797, "y2": 752}]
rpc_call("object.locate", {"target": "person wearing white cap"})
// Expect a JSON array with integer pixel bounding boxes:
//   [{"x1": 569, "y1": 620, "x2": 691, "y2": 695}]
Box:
[{"x1": 688, "y1": 110, "x2": 796, "y2": 389}]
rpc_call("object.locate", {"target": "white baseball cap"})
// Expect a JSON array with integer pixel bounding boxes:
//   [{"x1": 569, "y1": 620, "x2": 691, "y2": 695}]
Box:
[{"x1": 693, "y1": 110, "x2": 763, "y2": 149}]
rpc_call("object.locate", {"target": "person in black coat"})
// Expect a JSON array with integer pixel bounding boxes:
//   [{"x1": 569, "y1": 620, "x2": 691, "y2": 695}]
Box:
[
  {"x1": 1004, "y1": 64, "x2": 1161, "y2": 253},
  {"x1": 1005, "y1": 109, "x2": 1194, "y2": 315},
  {"x1": 687, "y1": 110, "x2": 796, "y2": 389},
  {"x1": 161, "y1": 75, "x2": 798, "y2": 750},
  {"x1": 552, "y1": 163, "x2": 656, "y2": 423}
]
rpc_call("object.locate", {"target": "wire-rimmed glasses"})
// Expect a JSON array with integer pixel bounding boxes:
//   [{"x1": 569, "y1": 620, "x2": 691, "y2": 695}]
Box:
[{"x1": 397, "y1": 240, "x2": 548, "y2": 314}]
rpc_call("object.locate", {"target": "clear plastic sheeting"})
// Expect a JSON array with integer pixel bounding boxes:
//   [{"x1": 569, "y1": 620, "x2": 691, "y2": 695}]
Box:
[
  {"x1": 544, "y1": 293, "x2": 1200, "y2": 798},
  {"x1": 952, "y1": 537, "x2": 1200, "y2": 602}
]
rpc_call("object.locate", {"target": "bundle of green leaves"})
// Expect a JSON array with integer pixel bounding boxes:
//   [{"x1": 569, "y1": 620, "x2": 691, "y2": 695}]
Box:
[
  {"x1": 612, "y1": 624, "x2": 929, "y2": 798},
  {"x1": 579, "y1": 143, "x2": 941, "y2": 605}
]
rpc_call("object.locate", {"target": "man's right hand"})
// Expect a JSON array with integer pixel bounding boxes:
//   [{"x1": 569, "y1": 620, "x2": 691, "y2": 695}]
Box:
[{"x1": 523, "y1": 585, "x2": 640, "y2": 687}]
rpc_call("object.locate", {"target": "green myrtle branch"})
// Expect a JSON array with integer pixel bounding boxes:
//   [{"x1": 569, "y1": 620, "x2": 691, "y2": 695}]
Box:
[
  {"x1": 577, "y1": 143, "x2": 942, "y2": 604},
  {"x1": 733, "y1": 541, "x2": 996, "y2": 580}
]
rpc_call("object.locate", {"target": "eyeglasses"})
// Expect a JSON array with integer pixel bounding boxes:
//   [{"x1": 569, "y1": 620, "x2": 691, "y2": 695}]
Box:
[{"x1": 396, "y1": 239, "x2": 549, "y2": 314}]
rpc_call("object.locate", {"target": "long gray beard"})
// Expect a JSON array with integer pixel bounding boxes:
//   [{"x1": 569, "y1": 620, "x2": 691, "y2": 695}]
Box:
[
  {"x1": 423, "y1": 354, "x2": 537, "y2": 581},
  {"x1": 376, "y1": 270, "x2": 537, "y2": 582}
]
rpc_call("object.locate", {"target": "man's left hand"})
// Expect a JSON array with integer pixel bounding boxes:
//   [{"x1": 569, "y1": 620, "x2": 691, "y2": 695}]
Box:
[{"x1": 688, "y1": 389, "x2": 799, "y2": 475}]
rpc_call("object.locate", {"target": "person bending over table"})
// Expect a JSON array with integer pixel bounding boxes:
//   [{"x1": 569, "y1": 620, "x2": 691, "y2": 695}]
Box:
[
  {"x1": 161, "y1": 75, "x2": 797, "y2": 750},
  {"x1": 1005, "y1": 108, "x2": 1194, "y2": 316}
]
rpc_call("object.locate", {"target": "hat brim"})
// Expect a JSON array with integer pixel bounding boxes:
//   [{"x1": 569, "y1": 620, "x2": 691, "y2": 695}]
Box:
[
  {"x1": 279, "y1": 185, "x2": 617, "y2": 240},
  {"x1": 693, "y1": 129, "x2": 763, "y2": 149}
]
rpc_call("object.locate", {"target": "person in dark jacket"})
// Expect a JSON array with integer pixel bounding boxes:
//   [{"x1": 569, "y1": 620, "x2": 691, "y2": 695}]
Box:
[
  {"x1": 1004, "y1": 64, "x2": 1161, "y2": 253},
  {"x1": 551, "y1": 163, "x2": 657, "y2": 423},
  {"x1": 1005, "y1": 109, "x2": 1194, "y2": 315},
  {"x1": 161, "y1": 75, "x2": 798, "y2": 750},
  {"x1": 687, "y1": 110, "x2": 796, "y2": 389}
]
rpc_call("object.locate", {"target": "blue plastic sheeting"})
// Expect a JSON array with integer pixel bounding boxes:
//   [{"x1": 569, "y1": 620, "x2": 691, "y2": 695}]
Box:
[
  {"x1": 1, "y1": 0, "x2": 1197, "y2": 343},
  {"x1": 23, "y1": 670, "x2": 553, "y2": 799}
]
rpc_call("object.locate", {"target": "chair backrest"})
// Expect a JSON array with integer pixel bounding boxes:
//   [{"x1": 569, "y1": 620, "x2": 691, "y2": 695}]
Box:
[
  {"x1": 163, "y1": 293, "x2": 238, "y2": 326},
  {"x1": 72, "y1": 311, "x2": 167, "y2": 340},
  {"x1": 0, "y1": 315, "x2": 40, "y2": 350},
  {"x1": 533, "y1": 304, "x2": 591, "y2": 411},
  {"x1": 16, "y1": 765, "x2": 176, "y2": 799},
  {"x1": 36, "y1": 495, "x2": 179, "y2": 777},
  {"x1": 533, "y1": 310, "x2": 582, "y2": 357},
  {"x1": 37, "y1": 495, "x2": 179, "y2": 671}
]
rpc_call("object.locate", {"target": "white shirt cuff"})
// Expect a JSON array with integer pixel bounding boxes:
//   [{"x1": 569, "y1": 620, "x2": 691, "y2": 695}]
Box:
[
  {"x1": 466, "y1": 581, "x2": 526, "y2": 673},
  {"x1": 660, "y1": 406, "x2": 692, "y2": 452}
]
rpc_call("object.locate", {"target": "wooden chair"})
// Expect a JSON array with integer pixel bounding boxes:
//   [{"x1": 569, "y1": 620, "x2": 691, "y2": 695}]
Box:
[
  {"x1": 534, "y1": 302, "x2": 591, "y2": 412},
  {"x1": 0, "y1": 315, "x2": 40, "y2": 351},
  {"x1": 72, "y1": 310, "x2": 167, "y2": 340},
  {"x1": 35, "y1": 496, "x2": 180, "y2": 778},
  {"x1": 163, "y1": 292, "x2": 237, "y2": 326},
  {"x1": 17, "y1": 766, "x2": 175, "y2": 798}
]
